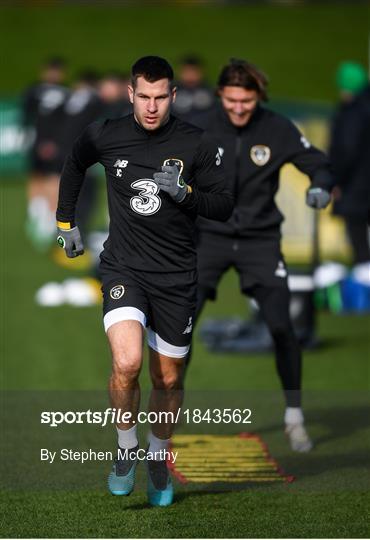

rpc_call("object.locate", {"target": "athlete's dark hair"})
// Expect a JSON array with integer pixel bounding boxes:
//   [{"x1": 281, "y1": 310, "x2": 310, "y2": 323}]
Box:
[
  {"x1": 44, "y1": 56, "x2": 66, "y2": 70},
  {"x1": 104, "y1": 70, "x2": 129, "y2": 82},
  {"x1": 131, "y1": 56, "x2": 174, "y2": 88},
  {"x1": 218, "y1": 58, "x2": 269, "y2": 101},
  {"x1": 76, "y1": 69, "x2": 100, "y2": 86},
  {"x1": 180, "y1": 54, "x2": 203, "y2": 67}
]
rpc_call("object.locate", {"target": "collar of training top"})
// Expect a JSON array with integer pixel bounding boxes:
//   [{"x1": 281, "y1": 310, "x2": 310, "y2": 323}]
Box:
[{"x1": 132, "y1": 113, "x2": 177, "y2": 137}]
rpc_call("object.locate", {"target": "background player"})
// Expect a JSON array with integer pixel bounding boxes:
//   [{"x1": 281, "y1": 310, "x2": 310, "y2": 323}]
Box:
[
  {"x1": 56, "y1": 56, "x2": 233, "y2": 506},
  {"x1": 172, "y1": 55, "x2": 215, "y2": 125},
  {"x1": 22, "y1": 57, "x2": 69, "y2": 250},
  {"x1": 99, "y1": 71, "x2": 132, "y2": 119},
  {"x1": 57, "y1": 70, "x2": 102, "y2": 243},
  {"x1": 330, "y1": 61, "x2": 370, "y2": 271},
  {"x1": 189, "y1": 59, "x2": 334, "y2": 452}
]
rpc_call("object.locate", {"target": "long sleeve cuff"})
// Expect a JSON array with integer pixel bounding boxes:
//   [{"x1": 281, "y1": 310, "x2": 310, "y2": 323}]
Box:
[{"x1": 310, "y1": 168, "x2": 335, "y2": 192}]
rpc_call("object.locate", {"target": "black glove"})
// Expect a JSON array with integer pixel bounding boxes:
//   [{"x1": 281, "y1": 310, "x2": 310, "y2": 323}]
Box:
[
  {"x1": 56, "y1": 225, "x2": 84, "y2": 258},
  {"x1": 306, "y1": 187, "x2": 331, "y2": 209},
  {"x1": 153, "y1": 164, "x2": 189, "y2": 203}
]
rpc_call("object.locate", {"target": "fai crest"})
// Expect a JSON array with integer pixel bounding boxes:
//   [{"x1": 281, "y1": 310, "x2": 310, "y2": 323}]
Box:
[
  {"x1": 250, "y1": 145, "x2": 271, "y2": 166},
  {"x1": 163, "y1": 158, "x2": 184, "y2": 176},
  {"x1": 110, "y1": 284, "x2": 125, "y2": 300}
]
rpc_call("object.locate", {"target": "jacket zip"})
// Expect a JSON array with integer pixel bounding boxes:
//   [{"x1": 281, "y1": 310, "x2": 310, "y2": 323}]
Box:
[{"x1": 232, "y1": 130, "x2": 242, "y2": 233}]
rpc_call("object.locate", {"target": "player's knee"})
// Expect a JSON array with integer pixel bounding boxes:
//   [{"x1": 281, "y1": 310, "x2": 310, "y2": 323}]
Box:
[
  {"x1": 152, "y1": 370, "x2": 183, "y2": 391},
  {"x1": 112, "y1": 353, "x2": 141, "y2": 384}
]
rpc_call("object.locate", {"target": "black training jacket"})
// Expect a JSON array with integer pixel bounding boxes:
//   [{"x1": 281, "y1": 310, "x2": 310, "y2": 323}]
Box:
[
  {"x1": 57, "y1": 113, "x2": 233, "y2": 272},
  {"x1": 329, "y1": 86, "x2": 370, "y2": 219},
  {"x1": 58, "y1": 87, "x2": 103, "y2": 156},
  {"x1": 197, "y1": 105, "x2": 334, "y2": 238},
  {"x1": 22, "y1": 82, "x2": 69, "y2": 143}
]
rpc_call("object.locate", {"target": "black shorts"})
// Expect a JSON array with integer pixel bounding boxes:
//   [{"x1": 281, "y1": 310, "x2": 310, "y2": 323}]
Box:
[
  {"x1": 197, "y1": 232, "x2": 289, "y2": 300},
  {"x1": 100, "y1": 261, "x2": 197, "y2": 358},
  {"x1": 28, "y1": 146, "x2": 64, "y2": 175}
]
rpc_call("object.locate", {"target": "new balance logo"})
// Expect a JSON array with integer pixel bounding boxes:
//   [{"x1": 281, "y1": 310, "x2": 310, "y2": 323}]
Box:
[
  {"x1": 275, "y1": 261, "x2": 287, "y2": 278},
  {"x1": 182, "y1": 317, "x2": 193, "y2": 334},
  {"x1": 114, "y1": 159, "x2": 128, "y2": 168}
]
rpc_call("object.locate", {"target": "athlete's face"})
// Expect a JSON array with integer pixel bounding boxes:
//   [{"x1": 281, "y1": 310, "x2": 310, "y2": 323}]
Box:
[
  {"x1": 43, "y1": 67, "x2": 65, "y2": 85},
  {"x1": 219, "y1": 86, "x2": 259, "y2": 127},
  {"x1": 128, "y1": 77, "x2": 176, "y2": 131}
]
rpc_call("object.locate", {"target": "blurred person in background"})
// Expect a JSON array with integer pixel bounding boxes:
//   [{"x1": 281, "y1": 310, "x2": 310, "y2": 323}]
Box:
[
  {"x1": 188, "y1": 59, "x2": 335, "y2": 452},
  {"x1": 22, "y1": 57, "x2": 69, "y2": 250},
  {"x1": 330, "y1": 61, "x2": 370, "y2": 276},
  {"x1": 99, "y1": 71, "x2": 132, "y2": 119},
  {"x1": 59, "y1": 70, "x2": 102, "y2": 229},
  {"x1": 52, "y1": 69, "x2": 103, "y2": 268},
  {"x1": 172, "y1": 55, "x2": 215, "y2": 125}
]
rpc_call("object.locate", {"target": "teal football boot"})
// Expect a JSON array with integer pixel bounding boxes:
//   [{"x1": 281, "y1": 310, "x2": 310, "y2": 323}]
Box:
[
  {"x1": 108, "y1": 445, "x2": 138, "y2": 496},
  {"x1": 147, "y1": 458, "x2": 174, "y2": 507}
]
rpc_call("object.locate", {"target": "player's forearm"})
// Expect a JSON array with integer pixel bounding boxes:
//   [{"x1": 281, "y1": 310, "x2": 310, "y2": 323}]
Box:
[
  {"x1": 180, "y1": 187, "x2": 234, "y2": 221},
  {"x1": 56, "y1": 155, "x2": 87, "y2": 226},
  {"x1": 292, "y1": 143, "x2": 335, "y2": 190},
  {"x1": 310, "y1": 167, "x2": 335, "y2": 192}
]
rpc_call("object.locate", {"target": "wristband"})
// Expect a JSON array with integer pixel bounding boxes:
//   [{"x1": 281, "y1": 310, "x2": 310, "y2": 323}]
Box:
[{"x1": 57, "y1": 221, "x2": 74, "y2": 230}]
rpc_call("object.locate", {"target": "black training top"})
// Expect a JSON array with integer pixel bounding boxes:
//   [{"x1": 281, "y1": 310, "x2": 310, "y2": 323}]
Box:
[
  {"x1": 58, "y1": 87, "x2": 103, "y2": 156},
  {"x1": 22, "y1": 82, "x2": 69, "y2": 142},
  {"x1": 329, "y1": 85, "x2": 370, "y2": 219},
  {"x1": 56, "y1": 113, "x2": 233, "y2": 272},
  {"x1": 197, "y1": 105, "x2": 334, "y2": 238}
]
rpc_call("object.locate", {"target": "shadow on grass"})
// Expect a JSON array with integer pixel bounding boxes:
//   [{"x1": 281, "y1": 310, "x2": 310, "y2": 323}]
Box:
[
  {"x1": 258, "y1": 402, "x2": 370, "y2": 483},
  {"x1": 126, "y1": 482, "x2": 278, "y2": 511},
  {"x1": 260, "y1": 403, "x2": 370, "y2": 443},
  {"x1": 126, "y1": 491, "x2": 225, "y2": 511}
]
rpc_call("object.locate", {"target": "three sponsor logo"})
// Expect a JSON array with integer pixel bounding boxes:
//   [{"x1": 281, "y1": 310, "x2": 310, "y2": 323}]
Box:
[
  {"x1": 216, "y1": 147, "x2": 224, "y2": 166},
  {"x1": 114, "y1": 157, "x2": 186, "y2": 216},
  {"x1": 182, "y1": 316, "x2": 193, "y2": 335}
]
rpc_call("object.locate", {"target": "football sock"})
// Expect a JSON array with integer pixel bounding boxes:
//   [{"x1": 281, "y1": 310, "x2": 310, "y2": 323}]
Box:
[
  {"x1": 28, "y1": 196, "x2": 48, "y2": 220},
  {"x1": 115, "y1": 444, "x2": 139, "y2": 475},
  {"x1": 116, "y1": 424, "x2": 138, "y2": 449},
  {"x1": 284, "y1": 407, "x2": 304, "y2": 425},
  {"x1": 148, "y1": 458, "x2": 169, "y2": 490},
  {"x1": 28, "y1": 196, "x2": 55, "y2": 234},
  {"x1": 148, "y1": 431, "x2": 170, "y2": 460}
]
